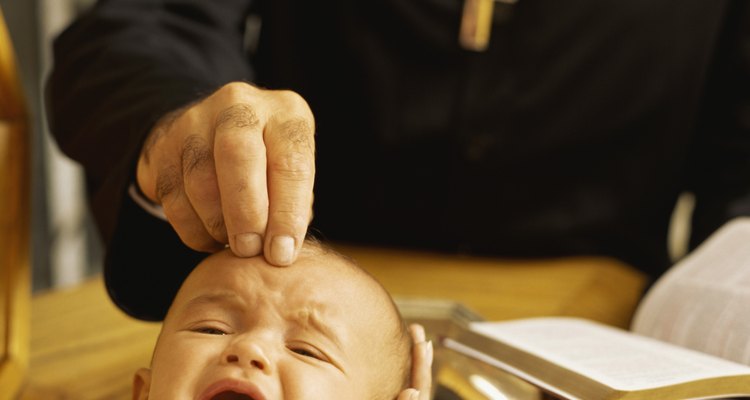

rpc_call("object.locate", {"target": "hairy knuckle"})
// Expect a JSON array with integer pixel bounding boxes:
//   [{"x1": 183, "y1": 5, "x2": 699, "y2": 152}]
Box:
[
  {"x1": 205, "y1": 215, "x2": 226, "y2": 237},
  {"x1": 281, "y1": 118, "x2": 314, "y2": 147},
  {"x1": 181, "y1": 134, "x2": 213, "y2": 176},
  {"x1": 267, "y1": 117, "x2": 315, "y2": 165},
  {"x1": 215, "y1": 103, "x2": 260, "y2": 131},
  {"x1": 155, "y1": 165, "x2": 182, "y2": 201}
]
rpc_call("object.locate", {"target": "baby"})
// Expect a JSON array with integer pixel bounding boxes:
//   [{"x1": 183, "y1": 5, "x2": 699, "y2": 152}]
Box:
[{"x1": 132, "y1": 240, "x2": 432, "y2": 400}]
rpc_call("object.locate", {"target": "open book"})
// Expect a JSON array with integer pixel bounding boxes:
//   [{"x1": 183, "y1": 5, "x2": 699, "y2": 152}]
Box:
[{"x1": 443, "y1": 218, "x2": 750, "y2": 400}]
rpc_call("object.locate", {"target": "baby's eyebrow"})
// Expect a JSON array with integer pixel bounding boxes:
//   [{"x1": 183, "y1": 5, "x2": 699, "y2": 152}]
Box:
[{"x1": 181, "y1": 291, "x2": 245, "y2": 313}]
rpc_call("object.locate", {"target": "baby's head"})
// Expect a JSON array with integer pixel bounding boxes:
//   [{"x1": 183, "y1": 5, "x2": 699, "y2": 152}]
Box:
[{"x1": 133, "y1": 241, "x2": 412, "y2": 399}]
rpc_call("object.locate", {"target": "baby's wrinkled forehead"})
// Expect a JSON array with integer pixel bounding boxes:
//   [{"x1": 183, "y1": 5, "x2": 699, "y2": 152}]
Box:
[{"x1": 170, "y1": 246, "x2": 395, "y2": 326}]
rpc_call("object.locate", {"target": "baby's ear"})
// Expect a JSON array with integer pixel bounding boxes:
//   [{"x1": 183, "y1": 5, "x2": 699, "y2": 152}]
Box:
[{"x1": 132, "y1": 368, "x2": 152, "y2": 400}]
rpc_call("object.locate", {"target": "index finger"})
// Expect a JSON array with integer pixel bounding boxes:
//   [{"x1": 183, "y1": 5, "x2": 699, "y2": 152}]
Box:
[{"x1": 263, "y1": 97, "x2": 315, "y2": 266}]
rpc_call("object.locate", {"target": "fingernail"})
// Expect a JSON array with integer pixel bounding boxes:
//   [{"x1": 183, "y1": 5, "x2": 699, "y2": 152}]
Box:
[
  {"x1": 411, "y1": 324, "x2": 426, "y2": 343},
  {"x1": 234, "y1": 233, "x2": 262, "y2": 257},
  {"x1": 271, "y1": 235, "x2": 295, "y2": 265},
  {"x1": 426, "y1": 340, "x2": 433, "y2": 361},
  {"x1": 411, "y1": 390, "x2": 420, "y2": 400}
]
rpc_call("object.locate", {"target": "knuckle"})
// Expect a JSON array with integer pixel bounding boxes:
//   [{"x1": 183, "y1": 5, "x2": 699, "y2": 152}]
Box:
[
  {"x1": 206, "y1": 214, "x2": 226, "y2": 234},
  {"x1": 223, "y1": 194, "x2": 269, "y2": 228},
  {"x1": 181, "y1": 134, "x2": 213, "y2": 176},
  {"x1": 275, "y1": 89, "x2": 305, "y2": 105},
  {"x1": 155, "y1": 165, "x2": 182, "y2": 202},
  {"x1": 275, "y1": 90, "x2": 314, "y2": 118},
  {"x1": 204, "y1": 215, "x2": 228, "y2": 242},
  {"x1": 280, "y1": 117, "x2": 315, "y2": 148},
  {"x1": 219, "y1": 81, "x2": 254, "y2": 97},
  {"x1": 178, "y1": 106, "x2": 201, "y2": 125},
  {"x1": 269, "y1": 151, "x2": 314, "y2": 182},
  {"x1": 266, "y1": 117, "x2": 315, "y2": 163},
  {"x1": 215, "y1": 103, "x2": 260, "y2": 130},
  {"x1": 271, "y1": 208, "x2": 310, "y2": 230},
  {"x1": 233, "y1": 198, "x2": 269, "y2": 221},
  {"x1": 242, "y1": 210, "x2": 268, "y2": 226},
  {"x1": 225, "y1": 208, "x2": 268, "y2": 235}
]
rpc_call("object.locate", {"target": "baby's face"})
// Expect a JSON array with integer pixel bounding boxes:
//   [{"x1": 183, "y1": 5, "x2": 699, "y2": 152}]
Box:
[{"x1": 135, "y1": 247, "x2": 405, "y2": 399}]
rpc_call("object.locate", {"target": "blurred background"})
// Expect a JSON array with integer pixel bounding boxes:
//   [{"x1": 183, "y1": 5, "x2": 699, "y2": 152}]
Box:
[{"x1": 1, "y1": 0, "x2": 101, "y2": 292}]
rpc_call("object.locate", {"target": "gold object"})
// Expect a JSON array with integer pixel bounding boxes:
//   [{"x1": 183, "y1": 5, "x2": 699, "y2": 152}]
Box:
[
  {"x1": 459, "y1": 0, "x2": 517, "y2": 51},
  {"x1": 460, "y1": 0, "x2": 495, "y2": 51}
]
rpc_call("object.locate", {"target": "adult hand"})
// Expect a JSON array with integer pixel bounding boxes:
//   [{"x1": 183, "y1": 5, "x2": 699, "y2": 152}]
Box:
[
  {"x1": 398, "y1": 324, "x2": 434, "y2": 400},
  {"x1": 136, "y1": 82, "x2": 315, "y2": 266}
]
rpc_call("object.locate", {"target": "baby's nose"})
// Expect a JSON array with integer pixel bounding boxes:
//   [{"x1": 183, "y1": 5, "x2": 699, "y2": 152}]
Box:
[{"x1": 223, "y1": 341, "x2": 272, "y2": 374}]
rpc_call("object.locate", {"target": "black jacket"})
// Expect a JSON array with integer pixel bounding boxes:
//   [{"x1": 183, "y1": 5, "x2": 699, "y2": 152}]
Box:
[{"x1": 47, "y1": 0, "x2": 750, "y2": 320}]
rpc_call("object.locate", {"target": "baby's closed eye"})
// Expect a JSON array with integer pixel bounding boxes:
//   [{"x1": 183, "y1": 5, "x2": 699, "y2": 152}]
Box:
[
  {"x1": 288, "y1": 343, "x2": 329, "y2": 362},
  {"x1": 194, "y1": 326, "x2": 228, "y2": 335},
  {"x1": 186, "y1": 320, "x2": 234, "y2": 335}
]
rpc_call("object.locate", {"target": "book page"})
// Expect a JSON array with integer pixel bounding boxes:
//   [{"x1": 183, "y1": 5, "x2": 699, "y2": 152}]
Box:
[
  {"x1": 632, "y1": 218, "x2": 750, "y2": 365},
  {"x1": 470, "y1": 318, "x2": 750, "y2": 391}
]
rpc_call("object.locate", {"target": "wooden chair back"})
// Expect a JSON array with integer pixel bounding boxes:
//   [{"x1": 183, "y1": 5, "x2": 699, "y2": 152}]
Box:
[{"x1": 0, "y1": 6, "x2": 31, "y2": 399}]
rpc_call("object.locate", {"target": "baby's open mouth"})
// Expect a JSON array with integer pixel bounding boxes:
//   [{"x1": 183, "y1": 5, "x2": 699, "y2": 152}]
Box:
[
  {"x1": 200, "y1": 378, "x2": 266, "y2": 400},
  {"x1": 210, "y1": 391, "x2": 255, "y2": 400}
]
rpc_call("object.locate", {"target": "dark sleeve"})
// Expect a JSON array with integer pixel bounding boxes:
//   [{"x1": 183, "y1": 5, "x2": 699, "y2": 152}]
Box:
[
  {"x1": 45, "y1": 0, "x2": 255, "y2": 321},
  {"x1": 688, "y1": 0, "x2": 750, "y2": 248}
]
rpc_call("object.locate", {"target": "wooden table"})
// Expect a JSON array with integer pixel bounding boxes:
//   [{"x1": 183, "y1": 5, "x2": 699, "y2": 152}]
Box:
[{"x1": 20, "y1": 245, "x2": 646, "y2": 399}]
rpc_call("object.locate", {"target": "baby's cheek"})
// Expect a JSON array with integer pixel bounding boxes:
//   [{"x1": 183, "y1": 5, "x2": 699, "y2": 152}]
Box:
[
  {"x1": 150, "y1": 337, "x2": 224, "y2": 398},
  {"x1": 279, "y1": 361, "x2": 362, "y2": 399}
]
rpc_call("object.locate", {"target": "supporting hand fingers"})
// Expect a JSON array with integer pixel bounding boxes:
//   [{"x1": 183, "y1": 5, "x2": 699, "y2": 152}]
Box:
[
  {"x1": 397, "y1": 388, "x2": 421, "y2": 400},
  {"x1": 407, "y1": 324, "x2": 434, "y2": 400}
]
